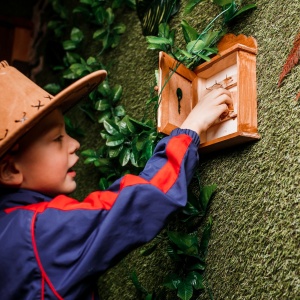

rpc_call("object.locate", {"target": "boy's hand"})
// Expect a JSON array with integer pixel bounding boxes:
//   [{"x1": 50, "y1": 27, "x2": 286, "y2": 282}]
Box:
[{"x1": 180, "y1": 88, "x2": 232, "y2": 136}]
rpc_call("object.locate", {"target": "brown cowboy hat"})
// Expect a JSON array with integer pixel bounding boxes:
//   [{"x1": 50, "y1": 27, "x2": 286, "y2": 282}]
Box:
[{"x1": 0, "y1": 60, "x2": 107, "y2": 158}]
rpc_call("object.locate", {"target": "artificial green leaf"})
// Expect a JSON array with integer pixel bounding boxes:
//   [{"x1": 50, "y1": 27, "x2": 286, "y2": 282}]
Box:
[
  {"x1": 200, "y1": 30, "x2": 220, "y2": 46},
  {"x1": 80, "y1": 103, "x2": 96, "y2": 122},
  {"x1": 136, "y1": 133, "x2": 147, "y2": 151},
  {"x1": 70, "y1": 27, "x2": 84, "y2": 43},
  {"x1": 197, "y1": 53, "x2": 211, "y2": 62},
  {"x1": 187, "y1": 40, "x2": 205, "y2": 53},
  {"x1": 181, "y1": 201, "x2": 200, "y2": 218},
  {"x1": 100, "y1": 131, "x2": 110, "y2": 140},
  {"x1": 69, "y1": 63, "x2": 89, "y2": 77},
  {"x1": 81, "y1": 149, "x2": 97, "y2": 157},
  {"x1": 117, "y1": 120, "x2": 130, "y2": 135},
  {"x1": 65, "y1": 52, "x2": 81, "y2": 64},
  {"x1": 106, "y1": 7, "x2": 115, "y2": 25},
  {"x1": 83, "y1": 157, "x2": 98, "y2": 164},
  {"x1": 98, "y1": 81, "x2": 111, "y2": 97},
  {"x1": 146, "y1": 36, "x2": 172, "y2": 45},
  {"x1": 113, "y1": 23, "x2": 126, "y2": 34},
  {"x1": 125, "y1": 0, "x2": 136, "y2": 9},
  {"x1": 186, "y1": 271, "x2": 204, "y2": 290},
  {"x1": 99, "y1": 177, "x2": 109, "y2": 190},
  {"x1": 43, "y1": 83, "x2": 61, "y2": 94},
  {"x1": 145, "y1": 294, "x2": 153, "y2": 300},
  {"x1": 63, "y1": 40, "x2": 77, "y2": 50},
  {"x1": 103, "y1": 120, "x2": 120, "y2": 135},
  {"x1": 94, "y1": 6, "x2": 106, "y2": 24},
  {"x1": 86, "y1": 56, "x2": 97, "y2": 65},
  {"x1": 122, "y1": 116, "x2": 137, "y2": 133},
  {"x1": 181, "y1": 20, "x2": 199, "y2": 43},
  {"x1": 108, "y1": 145, "x2": 123, "y2": 158},
  {"x1": 93, "y1": 29, "x2": 107, "y2": 40},
  {"x1": 158, "y1": 23, "x2": 169, "y2": 38},
  {"x1": 167, "y1": 231, "x2": 198, "y2": 252},
  {"x1": 187, "y1": 262, "x2": 205, "y2": 271},
  {"x1": 130, "y1": 150, "x2": 140, "y2": 167},
  {"x1": 136, "y1": 0, "x2": 180, "y2": 35},
  {"x1": 119, "y1": 147, "x2": 131, "y2": 166},
  {"x1": 80, "y1": 0, "x2": 93, "y2": 4},
  {"x1": 129, "y1": 117, "x2": 153, "y2": 131},
  {"x1": 184, "y1": 0, "x2": 205, "y2": 15},
  {"x1": 178, "y1": 49, "x2": 194, "y2": 59},
  {"x1": 63, "y1": 69, "x2": 79, "y2": 79},
  {"x1": 112, "y1": 0, "x2": 122, "y2": 8},
  {"x1": 111, "y1": 85, "x2": 123, "y2": 103},
  {"x1": 73, "y1": 6, "x2": 91, "y2": 16},
  {"x1": 163, "y1": 273, "x2": 181, "y2": 290},
  {"x1": 166, "y1": 243, "x2": 181, "y2": 261},
  {"x1": 110, "y1": 34, "x2": 121, "y2": 48},
  {"x1": 106, "y1": 135, "x2": 124, "y2": 147},
  {"x1": 228, "y1": 4, "x2": 257, "y2": 21},
  {"x1": 114, "y1": 105, "x2": 126, "y2": 117},
  {"x1": 199, "y1": 217, "x2": 213, "y2": 259},
  {"x1": 95, "y1": 99, "x2": 110, "y2": 111},
  {"x1": 51, "y1": 0, "x2": 68, "y2": 19},
  {"x1": 147, "y1": 43, "x2": 167, "y2": 51},
  {"x1": 142, "y1": 140, "x2": 154, "y2": 160},
  {"x1": 177, "y1": 280, "x2": 193, "y2": 300},
  {"x1": 98, "y1": 111, "x2": 112, "y2": 123},
  {"x1": 130, "y1": 271, "x2": 149, "y2": 294},
  {"x1": 199, "y1": 184, "x2": 217, "y2": 212},
  {"x1": 94, "y1": 158, "x2": 112, "y2": 167}
]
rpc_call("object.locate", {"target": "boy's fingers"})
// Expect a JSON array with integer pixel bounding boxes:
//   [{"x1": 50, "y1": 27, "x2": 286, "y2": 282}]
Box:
[{"x1": 214, "y1": 93, "x2": 232, "y2": 107}]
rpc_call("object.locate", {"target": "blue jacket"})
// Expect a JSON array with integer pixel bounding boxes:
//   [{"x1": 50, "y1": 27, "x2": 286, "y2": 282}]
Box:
[{"x1": 0, "y1": 129, "x2": 199, "y2": 299}]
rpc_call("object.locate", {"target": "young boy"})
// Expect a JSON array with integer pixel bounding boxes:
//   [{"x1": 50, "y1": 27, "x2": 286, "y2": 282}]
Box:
[{"x1": 0, "y1": 60, "x2": 231, "y2": 299}]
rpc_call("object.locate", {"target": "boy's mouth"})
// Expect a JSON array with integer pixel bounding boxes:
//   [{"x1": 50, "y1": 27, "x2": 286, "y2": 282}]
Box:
[{"x1": 67, "y1": 168, "x2": 76, "y2": 177}]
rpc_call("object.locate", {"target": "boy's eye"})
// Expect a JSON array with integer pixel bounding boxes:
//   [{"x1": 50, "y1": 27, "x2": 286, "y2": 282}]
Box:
[{"x1": 54, "y1": 135, "x2": 64, "y2": 142}]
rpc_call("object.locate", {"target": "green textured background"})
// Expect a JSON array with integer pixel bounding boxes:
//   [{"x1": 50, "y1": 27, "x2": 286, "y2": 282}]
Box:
[
  {"x1": 68, "y1": 0, "x2": 300, "y2": 299},
  {"x1": 81, "y1": 1, "x2": 299, "y2": 299},
  {"x1": 4, "y1": 0, "x2": 299, "y2": 298}
]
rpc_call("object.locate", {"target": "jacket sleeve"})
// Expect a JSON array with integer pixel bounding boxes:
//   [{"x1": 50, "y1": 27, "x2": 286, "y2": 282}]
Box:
[{"x1": 34, "y1": 129, "x2": 200, "y2": 294}]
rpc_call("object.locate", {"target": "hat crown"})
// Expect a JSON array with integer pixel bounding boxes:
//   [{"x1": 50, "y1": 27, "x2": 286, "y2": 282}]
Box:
[{"x1": 0, "y1": 61, "x2": 107, "y2": 158}]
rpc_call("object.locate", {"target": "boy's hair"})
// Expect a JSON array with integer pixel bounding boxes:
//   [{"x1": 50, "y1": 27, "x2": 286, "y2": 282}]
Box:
[{"x1": 0, "y1": 60, "x2": 106, "y2": 158}]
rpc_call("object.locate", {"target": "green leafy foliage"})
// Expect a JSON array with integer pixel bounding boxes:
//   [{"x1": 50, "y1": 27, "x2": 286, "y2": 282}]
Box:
[
  {"x1": 136, "y1": 0, "x2": 180, "y2": 35},
  {"x1": 146, "y1": 0, "x2": 256, "y2": 69},
  {"x1": 47, "y1": 0, "x2": 69, "y2": 37},
  {"x1": 45, "y1": 1, "x2": 243, "y2": 299},
  {"x1": 80, "y1": 77, "x2": 161, "y2": 188},
  {"x1": 136, "y1": 183, "x2": 216, "y2": 299},
  {"x1": 62, "y1": 27, "x2": 84, "y2": 51},
  {"x1": 73, "y1": 0, "x2": 127, "y2": 53}
]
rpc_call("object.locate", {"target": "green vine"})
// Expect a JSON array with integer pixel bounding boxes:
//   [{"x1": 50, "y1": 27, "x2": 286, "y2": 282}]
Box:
[{"x1": 44, "y1": 0, "x2": 256, "y2": 299}]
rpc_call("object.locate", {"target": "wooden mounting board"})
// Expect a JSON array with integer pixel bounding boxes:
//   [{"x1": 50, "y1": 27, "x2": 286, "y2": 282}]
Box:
[{"x1": 157, "y1": 34, "x2": 260, "y2": 153}]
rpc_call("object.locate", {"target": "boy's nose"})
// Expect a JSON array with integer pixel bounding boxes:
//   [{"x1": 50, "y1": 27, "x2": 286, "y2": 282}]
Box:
[{"x1": 69, "y1": 136, "x2": 80, "y2": 153}]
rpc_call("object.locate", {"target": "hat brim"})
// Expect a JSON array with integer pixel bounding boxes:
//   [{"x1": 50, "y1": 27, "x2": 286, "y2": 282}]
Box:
[{"x1": 0, "y1": 70, "x2": 107, "y2": 158}]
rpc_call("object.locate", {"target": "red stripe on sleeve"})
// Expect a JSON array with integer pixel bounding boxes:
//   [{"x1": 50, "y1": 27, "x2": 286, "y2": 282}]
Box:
[
  {"x1": 50, "y1": 192, "x2": 119, "y2": 211},
  {"x1": 120, "y1": 174, "x2": 149, "y2": 189},
  {"x1": 150, "y1": 134, "x2": 192, "y2": 193}
]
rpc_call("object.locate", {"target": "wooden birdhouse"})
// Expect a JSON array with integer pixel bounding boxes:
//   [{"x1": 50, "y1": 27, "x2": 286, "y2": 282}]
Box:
[{"x1": 157, "y1": 34, "x2": 260, "y2": 153}]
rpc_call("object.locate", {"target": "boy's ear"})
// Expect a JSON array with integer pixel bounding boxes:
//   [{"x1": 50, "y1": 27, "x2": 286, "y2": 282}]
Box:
[{"x1": 0, "y1": 155, "x2": 23, "y2": 187}]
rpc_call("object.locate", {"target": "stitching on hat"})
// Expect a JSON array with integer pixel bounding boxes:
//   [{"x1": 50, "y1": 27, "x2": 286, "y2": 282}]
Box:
[
  {"x1": 15, "y1": 112, "x2": 28, "y2": 124},
  {"x1": 44, "y1": 95, "x2": 53, "y2": 100},
  {"x1": 0, "y1": 61, "x2": 9, "y2": 69},
  {"x1": 31, "y1": 100, "x2": 45, "y2": 110},
  {"x1": 0, "y1": 129, "x2": 8, "y2": 141}
]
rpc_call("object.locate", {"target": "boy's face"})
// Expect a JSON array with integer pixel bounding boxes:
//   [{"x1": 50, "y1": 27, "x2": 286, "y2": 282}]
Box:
[{"x1": 14, "y1": 109, "x2": 80, "y2": 197}]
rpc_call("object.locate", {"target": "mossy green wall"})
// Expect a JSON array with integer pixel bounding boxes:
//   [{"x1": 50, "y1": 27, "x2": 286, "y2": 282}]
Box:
[
  {"x1": 76, "y1": 1, "x2": 298, "y2": 299},
  {"x1": 8, "y1": 0, "x2": 298, "y2": 298}
]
